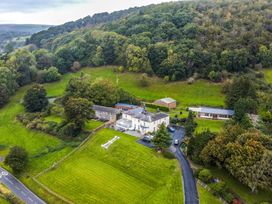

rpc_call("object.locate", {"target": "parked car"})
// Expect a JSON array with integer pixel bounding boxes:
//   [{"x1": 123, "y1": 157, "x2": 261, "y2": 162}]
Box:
[
  {"x1": 174, "y1": 139, "x2": 179, "y2": 145},
  {"x1": 168, "y1": 126, "x2": 175, "y2": 132},
  {"x1": 142, "y1": 136, "x2": 152, "y2": 143}
]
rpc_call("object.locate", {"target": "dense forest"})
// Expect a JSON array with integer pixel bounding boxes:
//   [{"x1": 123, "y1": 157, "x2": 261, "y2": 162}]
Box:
[
  {"x1": 26, "y1": 0, "x2": 272, "y2": 81},
  {"x1": 0, "y1": 0, "x2": 272, "y2": 108}
]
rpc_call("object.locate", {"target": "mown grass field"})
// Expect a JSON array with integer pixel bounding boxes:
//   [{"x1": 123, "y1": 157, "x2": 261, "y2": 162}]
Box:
[
  {"x1": 197, "y1": 183, "x2": 222, "y2": 204},
  {"x1": 38, "y1": 128, "x2": 183, "y2": 204},
  {"x1": 195, "y1": 119, "x2": 225, "y2": 133}
]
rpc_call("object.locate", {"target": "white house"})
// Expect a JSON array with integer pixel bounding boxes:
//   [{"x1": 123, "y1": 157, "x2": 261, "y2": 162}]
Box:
[
  {"x1": 116, "y1": 107, "x2": 169, "y2": 135},
  {"x1": 188, "y1": 107, "x2": 234, "y2": 120}
]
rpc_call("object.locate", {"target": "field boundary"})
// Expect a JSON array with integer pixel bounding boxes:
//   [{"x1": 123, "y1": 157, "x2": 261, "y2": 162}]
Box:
[{"x1": 32, "y1": 121, "x2": 112, "y2": 204}]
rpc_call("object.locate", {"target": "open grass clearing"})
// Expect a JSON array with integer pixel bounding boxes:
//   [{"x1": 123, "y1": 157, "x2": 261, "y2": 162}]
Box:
[
  {"x1": 195, "y1": 118, "x2": 225, "y2": 133},
  {"x1": 85, "y1": 120, "x2": 103, "y2": 131},
  {"x1": 44, "y1": 66, "x2": 225, "y2": 108},
  {"x1": 38, "y1": 128, "x2": 183, "y2": 204}
]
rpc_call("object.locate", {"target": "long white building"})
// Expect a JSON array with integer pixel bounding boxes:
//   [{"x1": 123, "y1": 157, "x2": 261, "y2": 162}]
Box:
[{"x1": 116, "y1": 107, "x2": 169, "y2": 135}]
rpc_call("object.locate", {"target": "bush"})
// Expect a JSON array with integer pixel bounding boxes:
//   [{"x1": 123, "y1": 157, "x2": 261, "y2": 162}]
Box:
[
  {"x1": 198, "y1": 169, "x2": 213, "y2": 183},
  {"x1": 60, "y1": 122, "x2": 81, "y2": 137},
  {"x1": 162, "y1": 151, "x2": 175, "y2": 159},
  {"x1": 37, "y1": 67, "x2": 61, "y2": 83},
  {"x1": 71, "y1": 61, "x2": 81, "y2": 72},
  {"x1": 145, "y1": 102, "x2": 169, "y2": 112},
  {"x1": 139, "y1": 73, "x2": 149, "y2": 87},
  {"x1": 210, "y1": 181, "x2": 227, "y2": 196}
]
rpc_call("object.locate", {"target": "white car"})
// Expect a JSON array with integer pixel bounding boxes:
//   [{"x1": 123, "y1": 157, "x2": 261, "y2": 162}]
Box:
[{"x1": 174, "y1": 139, "x2": 179, "y2": 145}]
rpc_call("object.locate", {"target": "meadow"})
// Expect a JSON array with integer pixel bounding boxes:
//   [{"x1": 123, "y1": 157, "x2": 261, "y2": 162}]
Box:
[
  {"x1": 44, "y1": 66, "x2": 225, "y2": 107},
  {"x1": 38, "y1": 128, "x2": 183, "y2": 204}
]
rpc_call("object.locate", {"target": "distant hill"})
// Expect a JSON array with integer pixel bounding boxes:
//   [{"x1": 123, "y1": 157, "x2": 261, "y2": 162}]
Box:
[
  {"x1": 0, "y1": 24, "x2": 51, "y2": 53},
  {"x1": 27, "y1": 7, "x2": 144, "y2": 47}
]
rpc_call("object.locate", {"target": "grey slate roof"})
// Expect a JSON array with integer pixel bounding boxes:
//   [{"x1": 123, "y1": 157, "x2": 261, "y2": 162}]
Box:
[
  {"x1": 189, "y1": 107, "x2": 234, "y2": 115},
  {"x1": 93, "y1": 105, "x2": 120, "y2": 114},
  {"x1": 125, "y1": 107, "x2": 169, "y2": 122}
]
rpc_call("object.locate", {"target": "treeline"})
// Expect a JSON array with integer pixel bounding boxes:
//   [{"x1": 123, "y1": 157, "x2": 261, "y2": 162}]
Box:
[
  {"x1": 26, "y1": 0, "x2": 272, "y2": 81},
  {"x1": 0, "y1": 48, "x2": 61, "y2": 107},
  {"x1": 27, "y1": 7, "x2": 143, "y2": 47}
]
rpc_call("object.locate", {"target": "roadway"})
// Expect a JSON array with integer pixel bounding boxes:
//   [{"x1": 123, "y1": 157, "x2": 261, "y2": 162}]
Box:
[
  {"x1": 170, "y1": 127, "x2": 199, "y2": 204},
  {"x1": 0, "y1": 167, "x2": 46, "y2": 204}
]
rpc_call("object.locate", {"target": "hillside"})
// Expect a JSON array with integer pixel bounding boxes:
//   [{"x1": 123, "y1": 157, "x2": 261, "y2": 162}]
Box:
[
  {"x1": 27, "y1": 7, "x2": 144, "y2": 47},
  {"x1": 0, "y1": 24, "x2": 50, "y2": 52},
  {"x1": 27, "y1": 0, "x2": 272, "y2": 81}
]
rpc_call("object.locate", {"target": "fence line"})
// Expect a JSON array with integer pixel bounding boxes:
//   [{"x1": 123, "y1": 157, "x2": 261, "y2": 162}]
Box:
[
  {"x1": 197, "y1": 179, "x2": 228, "y2": 204},
  {"x1": 32, "y1": 121, "x2": 112, "y2": 204}
]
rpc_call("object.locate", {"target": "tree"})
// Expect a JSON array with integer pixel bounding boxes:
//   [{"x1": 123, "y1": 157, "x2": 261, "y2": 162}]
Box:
[
  {"x1": 71, "y1": 61, "x2": 81, "y2": 72},
  {"x1": 64, "y1": 97, "x2": 94, "y2": 129},
  {"x1": 7, "y1": 49, "x2": 36, "y2": 86},
  {"x1": 54, "y1": 46, "x2": 75, "y2": 74},
  {"x1": 187, "y1": 130, "x2": 215, "y2": 163},
  {"x1": 63, "y1": 77, "x2": 93, "y2": 103},
  {"x1": 23, "y1": 84, "x2": 48, "y2": 112},
  {"x1": 184, "y1": 111, "x2": 197, "y2": 137},
  {"x1": 37, "y1": 67, "x2": 61, "y2": 83},
  {"x1": 225, "y1": 77, "x2": 257, "y2": 108},
  {"x1": 34, "y1": 49, "x2": 54, "y2": 70},
  {"x1": 126, "y1": 44, "x2": 152, "y2": 73},
  {"x1": 152, "y1": 123, "x2": 172, "y2": 151},
  {"x1": 4, "y1": 146, "x2": 28, "y2": 174},
  {"x1": 139, "y1": 73, "x2": 149, "y2": 87},
  {"x1": 90, "y1": 79, "x2": 120, "y2": 106},
  {"x1": 0, "y1": 84, "x2": 9, "y2": 107},
  {"x1": 92, "y1": 46, "x2": 105, "y2": 66}
]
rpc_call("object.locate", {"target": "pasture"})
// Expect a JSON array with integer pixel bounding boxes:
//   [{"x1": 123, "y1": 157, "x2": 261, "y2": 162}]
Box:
[{"x1": 38, "y1": 129, "x2": 184, "y2": 204}]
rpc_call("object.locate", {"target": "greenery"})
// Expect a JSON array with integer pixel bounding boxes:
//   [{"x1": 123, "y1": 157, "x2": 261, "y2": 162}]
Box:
[
  {"x1": 195, "y1": 119, "x2": 224, "y2": 133},
  {"x1": 201, "y1": 125, "x2": 272, "y2": 192},
  {"x1": 184, "y1": 111, "x2": 197, "y2": 137},
  {"x1": 187, "y1": 130, "x2": 215, "y2": 164},
  {"x1": 152, "y1": 124, "x2": 172, "y2": 150},
  {"x1": 64, "y1": 97, "x2": 94, "y2": 133},
  {"x1": 25, "y1": 1, "x2": 272, "y2": 82},
  {"x1": 145, "y1": 102, "x2": 169, "y2": 112},
  {"x1": 197, "y1": 183, "x2": 222, "y2": 204},
  {"x1": 38, "y1": 128, "x2": 183, "y2": 203},
  {"x1": 23, "y1": 84, "x2": 48, "y2": 112},
  {"x1": 4, "y1": 146, "x2": 28, "y2": 174}
]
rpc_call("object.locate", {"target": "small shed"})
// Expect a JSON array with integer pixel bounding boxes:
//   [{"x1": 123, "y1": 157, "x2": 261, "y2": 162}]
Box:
[
  {"x1": 154, "y1": 98, "x2": 177, "y2": 109},
  {"x1": 93, "y1": 105, "x2": 120, "y2": 122}
]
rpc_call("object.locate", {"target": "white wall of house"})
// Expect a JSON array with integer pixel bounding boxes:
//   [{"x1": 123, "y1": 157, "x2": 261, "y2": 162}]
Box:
[
  {"x1": 95, "y1": 111, "x2": 116, "y2": 121},
  {"x1": 198, "y1": 112, "x2": 231, "y2": 120},
  {"x1": 122, "y1": 113, "x2": 170, "y2": 134}
]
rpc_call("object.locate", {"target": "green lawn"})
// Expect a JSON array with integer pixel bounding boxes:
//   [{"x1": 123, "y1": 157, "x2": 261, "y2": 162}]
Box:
[
  {"x1": 44, "y1": 66, "x2": 225, "y2": 108},
  {"x1": 195, "y1": 119, "x2": 225, "y2": 133},
  {"x1": 85, "y1": 120, "x2": 103, "y2": 131},
  {"x1": 197, "y1": 183, "x2": 222, "y2": 204},
  {"x1": 210, "y1": 168, "x2": 272, "y2": 204},
  {"x1": 44, "y1": 115, "x2": 63, "y2": 124},
  {"x1": 38, "y1": 128, "x2": 183, "y2": 204},
  {"x1": 263, "y1": 69, "x2": 272, "y2": 83}
]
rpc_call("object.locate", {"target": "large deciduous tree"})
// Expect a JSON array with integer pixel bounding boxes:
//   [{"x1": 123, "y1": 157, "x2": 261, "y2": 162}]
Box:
[
  {"x1": 4, "y1": 146, "x2": 28, "y2": 174},
  {"x1": 23, "y1": 84, "x2": 48, "y2": 112}
]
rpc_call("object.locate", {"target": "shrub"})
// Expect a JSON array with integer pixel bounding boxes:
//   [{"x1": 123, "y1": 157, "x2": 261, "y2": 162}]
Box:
[
  {"x1": 71, "y1": 61, "x2": 81, "y2": 72},
  {"x1": 198, "y1": 169, "x2": 213, "y2": 183},
  {"x1": 60, "y1": 122, "x2": 81, "y2": 137},
  {"x1": 139, "y1": 73, "x2": 149, "y2": 87},
  {"x1": 145, "y1": 102, "x2": 169, "y2": 112},
  {"x1": 210, "y1": 181, "x2": 227, "y2": 196},
  {"x1": 162, "y1": 151, "x2": 175, "y2": 159}
]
